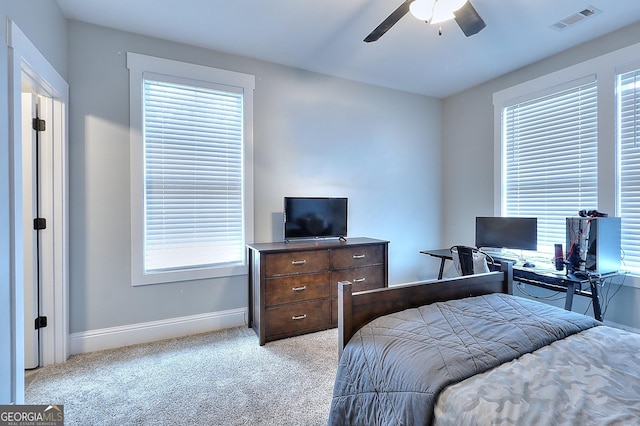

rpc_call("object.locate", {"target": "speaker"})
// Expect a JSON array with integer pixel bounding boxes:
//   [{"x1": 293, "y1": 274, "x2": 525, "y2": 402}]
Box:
[
  {"x1": 566, "y1": 217, "x2": 621, "y2": 274},
  {"x1": 554, "y1": 244, "x2": 564, "y2": 271}
]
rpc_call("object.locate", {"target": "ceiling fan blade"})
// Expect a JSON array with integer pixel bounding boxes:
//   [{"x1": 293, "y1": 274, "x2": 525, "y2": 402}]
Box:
[
  {"x1": 454, "y1": 0, "x2": 486, "y2": 37},
  {"x1": 364, "y1": 0, "x2": 413, "y2": 43}
]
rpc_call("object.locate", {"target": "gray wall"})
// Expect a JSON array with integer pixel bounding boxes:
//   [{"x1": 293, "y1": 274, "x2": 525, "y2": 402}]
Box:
[
  {"x1": 2, "y1": 0, "x2": 68, "y2": 77},
  {"x1": 441, "y1": 22, "x2": 640, "y2": 330},
  {"x1": 4, "y1": 0, "x2": 639, "y2": 355},
  {"x1": 67, "y1": 20, "x2": 442, "y2": 333}
]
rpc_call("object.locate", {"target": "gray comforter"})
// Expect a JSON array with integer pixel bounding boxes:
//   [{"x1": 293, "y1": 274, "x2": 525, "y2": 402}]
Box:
[
  {"x1": 329, "y1": 293, "x2": 600, "y2": 426},
  {"x1": 434, "y1": 325, "x2": 640, "y2": 425}
]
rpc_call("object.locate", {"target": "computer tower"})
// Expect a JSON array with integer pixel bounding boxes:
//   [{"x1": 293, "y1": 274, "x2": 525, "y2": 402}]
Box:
[{"x1": 566, "y1": 217, "x2": 621, "y2": 274}]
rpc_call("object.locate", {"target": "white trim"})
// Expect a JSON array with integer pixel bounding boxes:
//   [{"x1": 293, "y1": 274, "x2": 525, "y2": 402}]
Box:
[
  {"x1": 127, "y1": 52, "x2": 255, "y2": 286},
  {"x1": 127, "y1": 52, "x2": 256, "y2": 90},
  {"x1": 69, "y1": 309, "x2": 248, "y2": 355},
  {"x1": 6, "y1": 20, "x2": 69, "y2": 403},
  {"x1": 9, "y1": 22, "x2": 70, "y2": 365},
  {"x1": 492, "y1": 42, "x2": 640, "y2": 107}
]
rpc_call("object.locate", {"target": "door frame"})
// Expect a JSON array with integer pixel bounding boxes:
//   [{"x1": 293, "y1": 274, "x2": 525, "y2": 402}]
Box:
[{"x1": 7, "y1": 20, "x2": 69, "y2": 402}]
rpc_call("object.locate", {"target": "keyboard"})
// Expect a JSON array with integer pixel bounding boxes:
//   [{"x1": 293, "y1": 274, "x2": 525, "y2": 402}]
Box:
[
  {"x1": 515, "y1": 268, "x2": 567, "y2": 285},
  {"x1": 487, "y1": 255, "x2": 518, "y2": 265}
]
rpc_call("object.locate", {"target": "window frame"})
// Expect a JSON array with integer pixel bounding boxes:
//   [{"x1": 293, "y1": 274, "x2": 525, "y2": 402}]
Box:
[
  {"x1": 127, "y1": 52, "x2": 255, "y2": 286},
  {"x1": 493, "y1": 42, "x2": 640, "y2": 279},
  {"x1": 616, "y1": 62, "x2": 640, "y2": 273}
]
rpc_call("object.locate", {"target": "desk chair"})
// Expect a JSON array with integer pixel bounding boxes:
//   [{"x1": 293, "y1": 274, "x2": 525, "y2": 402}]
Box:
[{"x1": 450, "y1": 246, "x2": 492, "y2": 276}]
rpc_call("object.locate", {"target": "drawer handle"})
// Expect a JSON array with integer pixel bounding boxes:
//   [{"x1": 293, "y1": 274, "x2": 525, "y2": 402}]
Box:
[
  {"x1": 292, "y1": 285, "x2": 307, "y2": 292},
  {"x1": 291, "y1": 260, "x2": 307, "y2": 266},
  {"x1": 291, "y1": 314, "x2": 307, "y2": 321},
  {"x1": 353, "y1": 278, "x2": 366, "y2": 283},
  {"x1": 352, "y1": 254, "x2": 366, "y2": 259}
]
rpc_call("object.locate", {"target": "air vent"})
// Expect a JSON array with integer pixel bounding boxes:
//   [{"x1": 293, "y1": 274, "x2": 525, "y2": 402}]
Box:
[{"x1": 551, "y1": 6, "x2": 601, "y2": 31}]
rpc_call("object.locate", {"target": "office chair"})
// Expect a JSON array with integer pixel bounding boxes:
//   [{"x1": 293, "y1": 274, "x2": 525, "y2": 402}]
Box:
[{"x1": 450, "y1": 245, "x2": 492, "y2": 276}]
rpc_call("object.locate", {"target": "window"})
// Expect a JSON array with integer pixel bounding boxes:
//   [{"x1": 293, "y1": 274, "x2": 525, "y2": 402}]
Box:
[
  {"x1": 502, "y1": 78, "x2": 598, "y2": 253},
  {"x1": 617, "y1": 67, "x2": 640, "y2": 272},
  {"x1": 494, "y1": 42, "x2": 640, "y2": 277},
  {"x1": 128, "y1": 53, "x2": 254, "y2": 285}
]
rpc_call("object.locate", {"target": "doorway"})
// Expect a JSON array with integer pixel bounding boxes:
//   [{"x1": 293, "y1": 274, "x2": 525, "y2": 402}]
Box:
[
  {"x1": 6, "y1": 20, "x2": 69, "y2": 404},
  {"x1": 22, "y1": 93, "x2": 54, "y2": 370}
]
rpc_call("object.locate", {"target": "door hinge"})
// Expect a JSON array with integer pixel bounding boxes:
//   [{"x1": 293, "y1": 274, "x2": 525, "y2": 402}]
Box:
[
  {"x1": 32, "y1": 118, "x2": 46, "y2": 132},
  {"x1": 34, "y1": 218, "x2": 47, "y2": 230},
  {"x1": 35, "y1": 316, "x2": 47, "y2": 329}
]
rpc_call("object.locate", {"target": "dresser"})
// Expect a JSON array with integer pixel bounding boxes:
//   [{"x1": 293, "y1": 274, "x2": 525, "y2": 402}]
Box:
[{"x1": 247, "y1": 237, "x2": 389, "y2": 345}]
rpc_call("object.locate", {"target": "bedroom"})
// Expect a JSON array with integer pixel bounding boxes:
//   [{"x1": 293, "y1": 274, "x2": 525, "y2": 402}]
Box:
[{"x1": 2, "y1": 0, "x2": 640, "y2": 410}]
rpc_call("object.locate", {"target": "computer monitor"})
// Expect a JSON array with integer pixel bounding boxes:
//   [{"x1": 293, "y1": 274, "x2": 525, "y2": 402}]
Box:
[{"x1": 475, "y1": 217, "x2": 537, "y2": 251}]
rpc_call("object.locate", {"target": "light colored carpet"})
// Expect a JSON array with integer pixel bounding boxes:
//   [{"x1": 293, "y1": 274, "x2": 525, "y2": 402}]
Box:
[{"x1": 26, "y1": 326, "x2": 339, "y2": 425}]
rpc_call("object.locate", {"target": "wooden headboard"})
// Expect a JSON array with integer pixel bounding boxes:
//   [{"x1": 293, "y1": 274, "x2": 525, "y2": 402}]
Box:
[{"x1": 337, "y1": 262, "x2": 513, "y2": 357}]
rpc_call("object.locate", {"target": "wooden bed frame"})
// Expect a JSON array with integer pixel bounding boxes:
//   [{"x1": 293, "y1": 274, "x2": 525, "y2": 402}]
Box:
[{"x1": 337, "y1": 262, "x2": 513, "y2": 357}]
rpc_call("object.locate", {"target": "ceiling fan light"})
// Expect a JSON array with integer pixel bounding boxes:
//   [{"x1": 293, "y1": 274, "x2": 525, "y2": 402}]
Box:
[
  {"x1": 409, "y1": 0, "x2": 434, "y2": 21},
  {"x1": 430, "y1": 0, "x2": 468, "y2": 24}
]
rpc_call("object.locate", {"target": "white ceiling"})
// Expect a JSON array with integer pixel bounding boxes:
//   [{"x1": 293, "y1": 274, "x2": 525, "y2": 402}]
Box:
[{"x1": 55, "y1": 0, "x2": 640, "y2": 98}]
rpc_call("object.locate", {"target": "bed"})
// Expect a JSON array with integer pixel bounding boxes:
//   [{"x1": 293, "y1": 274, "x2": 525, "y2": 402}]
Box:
[{"x1": 329, "y1": 263, "x2": 640, "y2": 425}]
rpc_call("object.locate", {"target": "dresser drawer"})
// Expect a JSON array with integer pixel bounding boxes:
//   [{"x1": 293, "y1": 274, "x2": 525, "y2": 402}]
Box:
[
  {"x1": 265, "y1": 272, "x2": 330, "y2": 306},
  {"x1": 265, "y1": 299, "x2": 331, "y2": 336},
  {"x1": 331, "y1": 245, "x2": 385, "y2": 269},
  {"x1": 265, "y1": 250, "x2": 329, "y2": 276},
  {"x1": 248, "y1": 238, "x2": 388, "y2": 345},
  {"x1": 331, "y1": 265, "x2": 386, "y2": 297}
]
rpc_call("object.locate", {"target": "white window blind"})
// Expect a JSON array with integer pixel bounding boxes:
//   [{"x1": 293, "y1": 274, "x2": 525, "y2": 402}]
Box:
[
  {"x1": 143, "y1": 78, "x2": 245, "y2": 273},
  {"x1": 617, "y1": 68, "x2": 640, "y2": 273},
  {"x1": 503, "y1": 80, "x2": 598, "y2": 253}
]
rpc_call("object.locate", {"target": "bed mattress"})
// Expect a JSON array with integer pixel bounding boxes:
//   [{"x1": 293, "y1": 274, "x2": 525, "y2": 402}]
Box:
[
  {"x1": 434, "y1": 325, "x2": 640, "y2": 425},
  {"x1": 329, "y1": 293, "x2": 602, "y2": 426}
]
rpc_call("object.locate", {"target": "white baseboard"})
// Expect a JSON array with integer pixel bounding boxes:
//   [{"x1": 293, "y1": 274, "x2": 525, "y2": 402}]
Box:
[{"x1": 69, "y1": 308, "x2": 248, "y2": 355}]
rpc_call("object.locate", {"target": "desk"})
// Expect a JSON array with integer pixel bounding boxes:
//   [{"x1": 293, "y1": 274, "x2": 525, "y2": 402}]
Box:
[
  {"x1": 420, "y1": 248, "x2": 616, "y2": 321},
  {"x1": 420, "y1": 248, "x2": 453, "y2": 280}
]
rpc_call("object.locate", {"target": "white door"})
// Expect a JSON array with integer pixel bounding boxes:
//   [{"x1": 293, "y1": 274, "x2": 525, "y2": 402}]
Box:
[{"x1": 22, "y1": 93, "x2": 41, "y2": 370}]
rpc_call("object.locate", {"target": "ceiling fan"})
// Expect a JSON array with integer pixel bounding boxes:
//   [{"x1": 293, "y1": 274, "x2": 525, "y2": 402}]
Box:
[{"x1": 364, "y1": 0, "x2": 486, "y2": 42}]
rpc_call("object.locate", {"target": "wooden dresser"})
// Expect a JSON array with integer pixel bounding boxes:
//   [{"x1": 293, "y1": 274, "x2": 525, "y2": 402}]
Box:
[{"x1": 247, "y1": 237, "x2": 389, "y2": 345}]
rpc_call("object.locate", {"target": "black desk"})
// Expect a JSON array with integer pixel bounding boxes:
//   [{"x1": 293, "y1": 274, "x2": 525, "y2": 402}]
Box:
[
  {"x1": 420, "y1": 248, "x2": 615, "y2": 321},
  {"x1": 420, "y1": 248, "x2": 453, "y2": 280}
]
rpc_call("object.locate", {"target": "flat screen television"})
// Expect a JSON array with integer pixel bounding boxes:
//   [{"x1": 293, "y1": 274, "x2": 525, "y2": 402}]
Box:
[
  {"x1": 284, "y1": 197, "x2": 348, "y2": 241},
  {"x1": 475, "y1": 217, "x2": 538, "y2": 251}
]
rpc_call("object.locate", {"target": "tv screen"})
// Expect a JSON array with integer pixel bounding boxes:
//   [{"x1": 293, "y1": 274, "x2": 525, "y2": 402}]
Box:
[
  {"x1": 475, "y1": 217, "x2": 538, "y2": 251},
  {"x1": 284, "y1": 197, "x2": 347, "y2": 241}
]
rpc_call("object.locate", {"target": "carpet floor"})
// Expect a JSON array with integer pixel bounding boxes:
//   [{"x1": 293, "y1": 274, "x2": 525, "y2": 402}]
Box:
[{"x1": 26, "y1": 326, "x2": 339, "y2": 425}]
